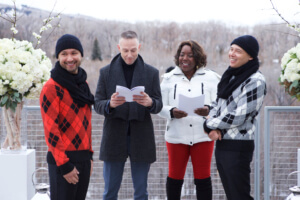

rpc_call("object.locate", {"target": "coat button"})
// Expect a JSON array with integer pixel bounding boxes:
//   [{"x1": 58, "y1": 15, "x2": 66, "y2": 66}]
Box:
[
  {"x1": 190, "y1": 142, "x2": 193, "y2": 144},
  {"x1": 190, "y1": 124, "x2": 192, "y2": 127},
  {"x1": 188, "y1": 89, "x2": 191, "y2": 92}
]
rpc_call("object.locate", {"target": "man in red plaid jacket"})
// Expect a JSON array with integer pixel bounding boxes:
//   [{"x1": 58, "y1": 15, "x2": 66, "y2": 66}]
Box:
[{"x1": 40, "y1": 34, "x2": 94, "y2": 200}]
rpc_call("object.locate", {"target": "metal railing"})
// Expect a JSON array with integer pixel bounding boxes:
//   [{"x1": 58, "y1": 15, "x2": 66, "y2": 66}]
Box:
[{"x1": 264, "y1": 106, "x2": 300, "y2": 200}]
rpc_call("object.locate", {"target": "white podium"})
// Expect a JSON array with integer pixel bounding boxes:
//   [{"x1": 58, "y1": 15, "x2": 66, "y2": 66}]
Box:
[{"x1": 0, "y1": 149, "x2": 36, "y2": 200}]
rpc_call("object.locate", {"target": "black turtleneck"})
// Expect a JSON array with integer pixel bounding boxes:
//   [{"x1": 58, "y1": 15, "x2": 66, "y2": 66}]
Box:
[{"x1": 121, "y1": 58, "x2": 136, "y2": 88}]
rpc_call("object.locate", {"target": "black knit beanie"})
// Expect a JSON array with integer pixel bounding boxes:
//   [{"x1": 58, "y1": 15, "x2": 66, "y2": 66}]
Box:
[
  {"x1": 55, "y1": 34, "x2": 84, "y2": 58},
  {"x1": 230, "y1": 35, "x2": 259, "y2": 59}
]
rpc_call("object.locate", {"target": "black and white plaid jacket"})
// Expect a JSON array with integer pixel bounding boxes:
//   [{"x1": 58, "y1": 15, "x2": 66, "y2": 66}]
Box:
[{"x1": 205, "y1": 71, "x2": 266, "y2": 140}]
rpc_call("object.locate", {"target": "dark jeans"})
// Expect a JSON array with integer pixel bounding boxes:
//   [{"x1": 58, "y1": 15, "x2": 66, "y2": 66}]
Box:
[
  {"x1": 102, "y1": 160, "x2": 150, "y2": 200},
  {"x1": 48, "y1": 160, "x2": 91, "y2": 200},
  {"x1": 102, "y1": 135, "x2": 150, "y2": 200},
  {"x1": 215, "y1": 148, "x2": 254, "y2": 200}
]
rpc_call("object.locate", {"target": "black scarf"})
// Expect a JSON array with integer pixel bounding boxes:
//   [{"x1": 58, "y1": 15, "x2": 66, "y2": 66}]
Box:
[
  {"x1": 217, "y1": 59, "x2": 259, "y2": 99},
  {"x1": 51, "y1": 61, "x2": 94, "y2": 107}
]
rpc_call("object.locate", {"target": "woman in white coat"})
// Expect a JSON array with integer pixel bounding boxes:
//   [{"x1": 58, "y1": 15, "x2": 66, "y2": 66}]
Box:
[{"x1": 159, "y1": 40, "x2": 220, "y2": 200}]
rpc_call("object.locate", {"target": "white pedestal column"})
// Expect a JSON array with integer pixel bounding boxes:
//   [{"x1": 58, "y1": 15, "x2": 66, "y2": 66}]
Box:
[{"x1": 0, "y1": 149, "x2": 36, "y2": 200}]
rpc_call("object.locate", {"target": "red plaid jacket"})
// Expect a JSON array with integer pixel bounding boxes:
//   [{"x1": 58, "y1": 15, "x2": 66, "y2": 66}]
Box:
[{"x1": 40, "y1": 78, "x2": 93, "y2": 174}]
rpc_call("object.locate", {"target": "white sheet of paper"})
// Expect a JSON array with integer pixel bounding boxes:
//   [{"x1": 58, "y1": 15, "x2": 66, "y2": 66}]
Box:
[
  {"x1": 178, "y1": 94, "x2": 205, "y2": 116},
  {"x1": 116, "y1": 85, "x2": 145, "y2": 102}
]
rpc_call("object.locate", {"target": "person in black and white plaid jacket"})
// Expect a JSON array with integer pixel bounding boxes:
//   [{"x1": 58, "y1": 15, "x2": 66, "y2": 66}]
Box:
[{"x1": 203, "y1": 35, "x2": 267, "y2": 200}]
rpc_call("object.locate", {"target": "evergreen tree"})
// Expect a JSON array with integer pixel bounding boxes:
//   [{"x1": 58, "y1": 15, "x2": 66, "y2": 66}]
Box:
[{"x1": 92, "y1": 38, "x2": 102, "y2": 61}]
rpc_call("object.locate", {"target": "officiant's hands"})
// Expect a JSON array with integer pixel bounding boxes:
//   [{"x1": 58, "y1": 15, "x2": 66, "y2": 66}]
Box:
[
  {"x1": 133, "y1": 92, "x2": 153, "y2": 107},
  {"x1": 194, "y1": 106, "x2": 209, "y2": 116},
  {"x1": 173, "y1": 108, "x2": 188, "y2": 119},
  {"x1": 110, "y1": 92, "x2": 126, "y2": 108}
]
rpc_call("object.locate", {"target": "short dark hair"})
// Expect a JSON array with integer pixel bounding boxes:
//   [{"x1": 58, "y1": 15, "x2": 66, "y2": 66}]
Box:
[
  {"x1": 174, "y1": 40, "x2": 207, "y2": 68},
  {"x1": 120, "y1": 30, "x2": 138, "y2": 40}
]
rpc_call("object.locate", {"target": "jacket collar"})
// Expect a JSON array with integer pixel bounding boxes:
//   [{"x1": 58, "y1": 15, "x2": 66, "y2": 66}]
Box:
[
  {"x1": 109, "y1": 53, "x2": 145, "y2": 89},
  {"x1": 173, "y1": 66, "x2": 206, "y2": 75}
]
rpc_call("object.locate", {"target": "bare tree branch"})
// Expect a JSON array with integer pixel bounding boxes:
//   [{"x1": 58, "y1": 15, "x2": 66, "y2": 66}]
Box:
[{"x1": 269, "y1": 0, "x2": 291, "y2": 25}]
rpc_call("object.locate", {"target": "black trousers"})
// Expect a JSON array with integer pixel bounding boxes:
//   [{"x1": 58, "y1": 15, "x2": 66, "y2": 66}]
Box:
[
  {"x1": 215, "y1": 148, "x2": 254, "y2": 200},
  {"x1": 48, "y1": 160, "x2": 91, "y2": 200}
]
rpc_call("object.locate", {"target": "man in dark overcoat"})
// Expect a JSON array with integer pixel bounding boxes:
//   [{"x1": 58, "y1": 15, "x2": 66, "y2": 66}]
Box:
[{"x1": 94, "y1": 30, "x2": 162, "y2": 200}]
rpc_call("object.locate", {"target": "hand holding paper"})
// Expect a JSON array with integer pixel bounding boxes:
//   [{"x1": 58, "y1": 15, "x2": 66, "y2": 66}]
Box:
[
  {"x1": 194, "y1": 106, "x2": 209, "y2": 116},
  {"x1": 116, "y1": 85, "x2": 145, "y2": 102},
  {"x1": 110, "y1": 92, "x2": 126, "y2": 108},
  {"x1": 172, "y1": 108, "x2": 188, "y2": 119},
  {"x1": 133, "y1": 91, "x2": 153, "y2": 107},
  {"x1": 178, "y1": 94, "x2": 205, "y2": 116}
]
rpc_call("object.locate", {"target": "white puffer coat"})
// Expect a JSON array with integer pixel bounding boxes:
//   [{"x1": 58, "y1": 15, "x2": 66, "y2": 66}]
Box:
[{"x1": 158, "y1": 66, "x2": 220, "y2": 145}]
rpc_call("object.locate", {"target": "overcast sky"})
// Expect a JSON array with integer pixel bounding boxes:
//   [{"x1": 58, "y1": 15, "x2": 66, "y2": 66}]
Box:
[{"x1": 1, "y1": 0, "x2": 300, "y2": 26}]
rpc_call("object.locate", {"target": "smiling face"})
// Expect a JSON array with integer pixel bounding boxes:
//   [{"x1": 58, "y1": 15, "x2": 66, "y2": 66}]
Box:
[
  {"x1": 58, "y1": 49, "x2": 82, "y2": 74},
  {"x1": 228, "y1": 44, "x2": 253, "y2": 68},
  {"x1": 118, "y1": 38, "x2": 141, "y2": 65},
  {"x1": 178, "y1": 45, "x2": 196, "y2": 77}
]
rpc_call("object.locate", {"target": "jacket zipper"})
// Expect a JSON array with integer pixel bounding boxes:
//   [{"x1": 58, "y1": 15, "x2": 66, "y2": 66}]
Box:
[{"x1": 174, "y1": 84, "x2": 177, "y2": 99}]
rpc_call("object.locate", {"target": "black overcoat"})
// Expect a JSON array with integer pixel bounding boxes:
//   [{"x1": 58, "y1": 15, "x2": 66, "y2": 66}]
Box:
[{"x1": 94, "y1": 54, "x2": 162, "y2": 163}]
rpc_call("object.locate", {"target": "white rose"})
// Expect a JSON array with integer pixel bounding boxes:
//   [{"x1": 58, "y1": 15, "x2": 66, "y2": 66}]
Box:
[
  {"x1": 288, "y1": 47, "x2": 296, "y2": 54},
  {"x1": 32, "y1": 48, "x2": 44, "y2": 61},
  {"x1": 21, "y1": 64, "x2": 31, "y2": 73},
  {"x1": 0, "y1": 39, "x2": 14, "y2": 53},
  {"x1": 31, "y1": 68, "x2": 43, "y2": 83},
  {"x1": 11, "y1": 72, "x2": 32, "y2": 94},
  {"x1": 280, "y1": 74, "x2": 286, "y2": 82},
  {"x1": 281, "y1": 52, "x2": 292, "y2": 69},
  {"x1": 289, "y1": 73, "x2": 300, "y2": 82},
  {"x1": 0, "y1": 81, "x2": 7, "y2": 96},
  {"x1": 286, "y1": 59, "x2": 298, "y2": 72},
  {"x1": 296, "y1": 44, "x2": 300, "y2": 60},
  {"x1": 0, "y1": 55, "x2": 5, "y2": 63},
  {"x1": 16, "y1": 49, "x2": 31, "y2": 65},
  {"x1": 26, "y1": 83, "x2": 43, "y2": 99},
  {"x1": 284, "y1": 59, "x2": 300, "y2": 82}
]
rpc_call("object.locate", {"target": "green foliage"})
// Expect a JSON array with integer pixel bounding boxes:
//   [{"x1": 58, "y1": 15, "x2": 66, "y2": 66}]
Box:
[
  {"x1": 289, "y1": 80, "x2": 299, "y2": 92},
  {"x1": 91, "y1": 38, "x2": 102, "y2": 61},
  {"x1": 291, "y1": 53, "x2": 297, "y2": 59},
  {"x1": 0, "y1": 90, "x2": 23, "y2": 112}
]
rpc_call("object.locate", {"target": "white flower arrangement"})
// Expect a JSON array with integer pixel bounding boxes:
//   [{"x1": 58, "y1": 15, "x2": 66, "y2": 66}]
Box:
[
  {"x1": 0, "y1": 38, "x2": 52, "y2": 105},
  {"x1": 0, "y1": 0, "x2": 60, "y2": 151},
  {"x1": 279, "y1": 43, "x2": 300, "y2": 101},
  {"x1": 270, "y1": 0, "x2": 300, "y2": 101}
]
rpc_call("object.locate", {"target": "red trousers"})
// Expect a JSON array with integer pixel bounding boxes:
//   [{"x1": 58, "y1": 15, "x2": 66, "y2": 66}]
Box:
[{"x1": 167, "y1": 141, "x2": 214, "y2": 180}]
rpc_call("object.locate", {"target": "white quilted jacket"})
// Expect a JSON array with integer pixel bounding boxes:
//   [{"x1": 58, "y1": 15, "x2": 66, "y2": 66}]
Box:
[{"x1": 158, "y1": 66, "x2": 220, "y2": 145}]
